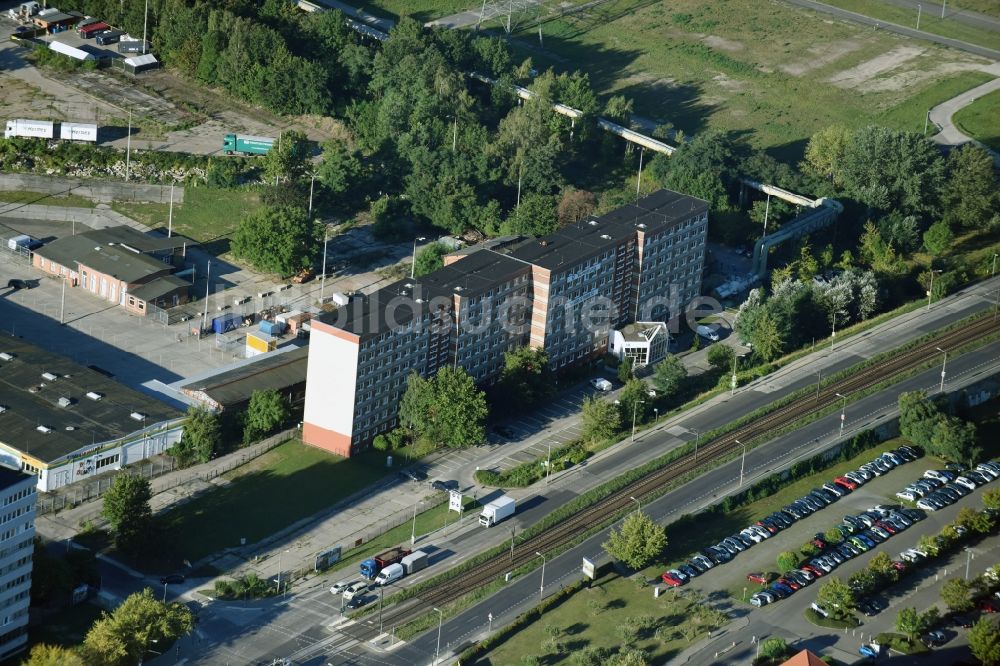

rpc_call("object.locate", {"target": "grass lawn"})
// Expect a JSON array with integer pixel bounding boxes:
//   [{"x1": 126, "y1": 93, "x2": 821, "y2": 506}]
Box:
[
  {"x1": 953, "y1": 88, "x2": 1000, "y2": 152},
  {"x1": 955, "y1": 0, "x2": 1000, "y2": 19},
  {"x1": 111, "y1": 186, "x2": 262, "y2": 247},
  {"x1": 26, "y1": 601, "x2": 103, "y2": 651},
  {"x1": 0, "y1": 190, "x2": 97, "y2": 208},
  {"x1": 476, "y1": 573, "x2": 729, "y2": 664},
  {"x1": 159, "y1": 439, "x2": 392, "y2": 567},
  {"x1": 509, "y1": 0, "x2": 994, "y2": 160},
  {"x1": 818, "y1": 0, "x2": 1000, "y2": 51}
]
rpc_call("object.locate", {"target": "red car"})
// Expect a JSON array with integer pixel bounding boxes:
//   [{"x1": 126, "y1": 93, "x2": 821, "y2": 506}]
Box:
[
  {"x1": 661, "y1": 571, "x2": 684, "y2": 587},
  {"x1": 777, "y1": 577, "x2": 802, "y2": 591},
  {"x1": 876, "y1": 521, "x2": 897, "y2": 535},
  {"x1": 810, "y1": 535, "x2": 828, "y2": 549},
  {"x1": 802, "y1": 564, "x2": 824, "y2": 578},
  {"x1": 979, "y1": 600, "x2": 998, "y2": 613},
  {"x1": 834, "y1": 476, "x2": 858, "y2": 491},
  {"x1": 892, "y1": 560, "x2": 907, "y2": 572},
  {"x1": 747, "y1": 572, "x2": 769, "y2": 585},
  {"x1": 756, "y1": 520, "x2": 778, "y2": 534}
]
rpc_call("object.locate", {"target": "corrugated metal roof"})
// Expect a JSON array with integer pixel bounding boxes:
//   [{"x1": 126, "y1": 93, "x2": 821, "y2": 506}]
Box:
[
  {"x1": 180, "y1": 346, "x2": 308, "y2": 409},
  {"x1": 124, "y1": 53, "x2": 157, "y2": 66},
  {"x1": 49, "y1": 41, "x2": 94, "y2": 61}
]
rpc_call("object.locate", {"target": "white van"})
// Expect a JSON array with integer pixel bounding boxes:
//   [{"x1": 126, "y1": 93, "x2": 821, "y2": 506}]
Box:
[
  {"x1": 374, "y1": 563, "x2": 404, "y2": 586},
  {"x1": 696, "y1": 324, "x2": 720, "y2": 341}
]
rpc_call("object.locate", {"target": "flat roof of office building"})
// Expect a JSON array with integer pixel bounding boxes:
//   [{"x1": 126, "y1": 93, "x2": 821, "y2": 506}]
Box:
[
  {"x1": 0, "y1": 339, "x2": 180, "y2": 464},
  {"x1": 319, "y1": 249, "x2": 529, "y2": 337},
  {"x1": 509, "y1": 189, "x2": 707, "y2": 270}
]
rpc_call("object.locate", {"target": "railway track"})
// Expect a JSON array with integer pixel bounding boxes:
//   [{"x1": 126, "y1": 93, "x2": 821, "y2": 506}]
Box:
[{"x1": 348, "y1": 313, "x2": 1000, "y2": 640}]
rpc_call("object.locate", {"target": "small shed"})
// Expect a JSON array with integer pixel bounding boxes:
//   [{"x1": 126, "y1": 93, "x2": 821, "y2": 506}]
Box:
[
  {"x1": 122, "y1": 53, "x2": 158, "y2": 74},
  {"x1": 49, "y1": 40, "x2": 94, "y2": 61}
]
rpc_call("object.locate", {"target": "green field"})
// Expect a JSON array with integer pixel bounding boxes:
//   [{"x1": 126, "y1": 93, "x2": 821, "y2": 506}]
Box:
[
  {"x1": 111, "y1": 186, "x2": 262, "y2": 246},
  {"x1": 476, "y1": 574, "x2": 728, "y2": 665},
  {"x1": 955, "y1": 0, "x2": 1000, "y2": 19},
  {"x1": 509, "y1": 0, "x2": 995, "y2": 159},
  {"x1": 160, "y1": 440, "x2": 392, "y2": 565},
  {"x1": 953, "y1": 88, "x2": 1000, "y2": 151},
  {"x1": 819, "y1": 0, "x2": 1000, "y2": 51},
  {"x1": 350, "y1": 0, "x2": 473, "y2": 22}
]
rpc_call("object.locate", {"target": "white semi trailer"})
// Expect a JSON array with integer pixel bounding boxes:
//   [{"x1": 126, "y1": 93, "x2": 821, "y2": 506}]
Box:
[{"x1": 4, "y1": 119, "x2": 98, "y2": 143}]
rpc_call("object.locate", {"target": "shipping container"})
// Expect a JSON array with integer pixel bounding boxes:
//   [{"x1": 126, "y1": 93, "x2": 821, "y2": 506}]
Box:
[
  {"x1": 95, "y1": 30, "x2": 122, "y2": 45},
  {"x1": 211, "y1": 312, "x2": 242, "y2": 335},
  {"x1": 4, "y1": 119, "x2": 54, "y2": 140},
  {"x1": 59, "y1": 122, "x2": 98, "y2": 143},
  {"x1": 259, "y1": 320, "x2": 286, "y2": 336},
  {"x1": 117, "y1": 39, "x2": 149, "y2": 53},
  {"x1": 78, "y1": 21, "x2": 108, "y2": 37},
  {"x1": 246, "y1": 332, "x2": 276, "y2": 354},
  {"x1": 275, "y1": 310, "x2": 300, "y2": 324}
]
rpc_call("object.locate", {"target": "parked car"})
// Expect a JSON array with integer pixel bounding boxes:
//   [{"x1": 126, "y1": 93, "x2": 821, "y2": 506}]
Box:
[
  {"x1": 661, "y1": 571, "x2": 685, "y2": 587},
  {"x1": 979, "y1": 599, "x2": 999, "y2": 613},
  {"x1": 810, "y1": 602, "x2": 830, "y2": 618},
  {"x1": 160, "y1": 574, "x2": 185, "y2": 585},
  {"x1": 833, "y1": 476, "x2": 858, "y2": 491},
  {"x1": 859, "y1": 644, "x2": 881, "y2": 659},
  {"x1": 750, "y1": 592, "x2": 774, "y2": 607},
  {"x1": 922, "y1": 629, "x2": 948, "y2": 647},
  {"x1": 329, "y1": 581, "x2": 352, "y2": 596},
  {"x1": 679, "y1": 564, "x2": 699, "y2": 579}
]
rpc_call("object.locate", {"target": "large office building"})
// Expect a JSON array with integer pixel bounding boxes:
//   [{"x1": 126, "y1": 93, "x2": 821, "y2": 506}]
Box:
[
  {"x1": 0, "y1": 468, "x2": 36, "y2": 661},
  {"x1": 0, "y1": 339, "x2": 183, "y2": 492},
  {"x1": 303, "y1": 190, "x2": 708, "y2": 456}
]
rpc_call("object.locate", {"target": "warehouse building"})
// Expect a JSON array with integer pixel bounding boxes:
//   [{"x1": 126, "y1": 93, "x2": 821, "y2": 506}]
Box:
[
  {"x1": 179, "y1": 345, "x2": 308, "y2": 414},
  {"x1": 32, "y1": 226, "x2": 194, "y2": 315},
  {"x1": 0, "y1": 468, "x2": 36, "y2": 661},
  {"x1": 303, "y1": 189, "x2": 708, "y2": 456},
  {"x1": 0, "y1": 340, "x2": 183, "y2": 492}
]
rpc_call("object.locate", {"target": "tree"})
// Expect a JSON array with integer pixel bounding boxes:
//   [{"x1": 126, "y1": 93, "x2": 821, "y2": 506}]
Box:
[
  {"x1": 581, "y1": 396, "x2": 622, "y2": 443},
  {"x1": 943, "y1": 143, "x2": 999, "y2": 230},
  {"x1": 929, "y1": 415, "x2": 980, "y2": 465},
  {"x1": 758, "y1": 637, "x2": 790, "y2": 660},
  {"x1": 777, "y1": 551, "x2": 799, "y2": 572},
  {"x1": 607, "y1": 649, "x2": 648, "y2": 666},
  {"x1": 750, "y1": 309, "x2": 784, "y2": 362},
  {"x1": 983, "y1": 488, "x2": 1000, "y2": 511},
  {"x1": 501, "y1": 193, "x2": 559, "y2": 237},
  {"x1": 557, "y1": 187, "x2": 597, "y2": 225},
  {"x1": 602, "y1": 511, "x2": 667, "y2": 569},
  {"x1": 231, "y1": 205, "x2": 316, "y2": 276},
  {"x1": 398, "y1": 367, "x2": 487, "y2": 448},
  {"x1": 923, "y1": 221, "x2": 954, "y2": 255},
  {"x1": 23, "y1": 644, "x2": 86, "y2": 666},
  {"x1": 174, "y1": 406, "x2": 222, "y2": 467},
  {"x1": 895, "y1": 607, "x2": 932, "y2": 642},
  {"x1": 917, "y1": 534, "x2": 941, "y2": 557},
  {"x1": 868, "y1": 552, "x2": 897, "y2": 581},
  {"x1": 495, "y1": 347, "x2": 553, "y2": 413},
  {"x1": 80, "y1": 589, "x2": 193, "y2": 666},
  {"x1": 317, "y1": 140, "x2": 363, "y2": 197},
  {"x1": 413, "y1": 242, "x2": 451, "y2": 277},
  {"x1": 618, "y1": 378, "x2": 651, "y2": 424},
  {"x1": 803, "y1": 125, "x2": 852, "y2": 185},
  {"x1": 603, "y1": 95, "x2": 634, "y2": 125},
  {"x1": 263, "y1": 130, "x2": 310, "y2": 184},
  {"x1": 941, "y1": 577, "x2": 974, "y2": 613},
  {"x1": 824, "y1": 528, "x2": 844, "y2": 545},
  {"x1": 898, "y1": 391, "x2": 942, "y2": 448},
  {"x1": 618, "y1": 356, "x2": 634, "y2": 384},
  {"x1": 816, "y1": 578, "x2": 855, "y2": 619},
  {"x1": 101, "y1": 474, "x2": 153, "y2": 555},
  {"x1": 706, "y1": 344, "x2": 735, "y2": 373},
  {"x1": 243, "y1": 389, "x2": 290, "y2": 444},
  {"x1": 647, "y1": 131, "x2": 736, "y2": 212},
  {"x1": 956, "y1": 507, "x2": 994, "y2": 534},
  {"x1": 969, "y1": 617, "x2": 1000, "y2": 665},
  {"x1": 651, "y1": 355, "x2": 687, "y2": 397}
]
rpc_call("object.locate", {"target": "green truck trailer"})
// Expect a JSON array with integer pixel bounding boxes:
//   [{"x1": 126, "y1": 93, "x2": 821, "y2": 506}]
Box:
[{"x1": 222, "y1": 133, "x2": 275, "y2": 156}]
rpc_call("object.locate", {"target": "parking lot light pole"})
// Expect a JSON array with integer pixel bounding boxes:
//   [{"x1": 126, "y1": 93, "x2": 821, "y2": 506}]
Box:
[
  {"x1": 692, "y1": 428, "x2": 699, "y2": 461},
  {"x1": 965, "y1": 548, "x2": 973, "y2": 580},
  {"x1": 629, "y1": 496, "x2": 640, "y2": 514},
  {"x1": 319, "y1": 225, "x2": 330, "y2": 303},
  {"x1": 410, "y1": 236, "x2": 427, "y2": 279},
  {"x1": 308, "y1": 172, "x2": 317, "y2": 218},
  {"x1": 926, "y1": 269, "x2": 942, "y2": 311},
  {"x1": 410, "y1": 500, "x2": 424, "y2": 545},
  {"x1": 736, "y1": 439, "x2": 746, "y2": 487},
  {"x1": 836, "y1": 392, "x2": 847, "y2": 437},
  {"x1": 162, "y1": 582, "x2": 168, "y2": 602},
  {"x1": 536, "y1": 551, "x2": 547, "y2": 601},
  {"x1": 434, "y1": 607, "x2": 444, "y2": 664},
  {"x1": 936, "y1": 347, "x2": 947, "y2": 393},
  {"x1": 730, "y1": 352, "x2": 740, "y2": 396},
  {"x1": 630, "y1": 400, "x2": 644, "y2": 443}
]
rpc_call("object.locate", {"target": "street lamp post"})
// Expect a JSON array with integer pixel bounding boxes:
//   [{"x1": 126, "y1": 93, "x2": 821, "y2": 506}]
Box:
[
  {"x1": 410, "y1": 500, "x2": 424, "y2": 545},
  {"x1": 630, "y1": 400, "x2": 645, "y2": 443},
  {"x1": 308, "y1": 172, "x2": 317, "y2": 218},
  {"x1": 125, "y1": 107, "x2": 132, "y2": 182},
  {"x1": 836, "y1": 392, "x2": 847, "y2": 438},
  {"x1": 965, "y1": 548, "x2": 973, "y2": 580},
  {"x1": 378, "y1": 586, "x2": 384, "y2": 633},
  {"x1": 410, "y1": 236, "x2": 427, "y2": 279},
  {"x1": 319, "y1": 225, "x2": 330, "y2": 303},
  {"x1": 434, "y1": 607, "x2": 444, "y2": 665},
  {"x1": 629, "y1": 495, "x2": 640, "y2": 514},
  {"x1": 653, "y1": 407, "x2": 659, "y2": 422},
  {"x1": 926, "y1": 269, "x2": 943, "y2": 311},
  {"x1": 692, "y1": 428, "x2": 699, "y2": 461},
  {"x1": 536, "y1": 551, "x2": 547, "y2": 601},
  {"x1": 936, "y1": 347, "x2": 947, "y2": 393},
  {"x1": 736, "y1": 439, "x2": 747, "y2": 487},
  {"x1": 730, "y1": 351, "x2": 740, "y2": 396},
  {"x1": 162, "y1": 582, "x2": 168, "y2": 602}
]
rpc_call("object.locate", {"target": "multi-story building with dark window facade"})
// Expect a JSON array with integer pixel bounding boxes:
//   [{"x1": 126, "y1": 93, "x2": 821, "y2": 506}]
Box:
[
  {"x1": 0, "y1": 469, "x2": 35, "y2": 661},
  {"x1": 303, "y1": 189, "x2": 708, "y2": 456}
]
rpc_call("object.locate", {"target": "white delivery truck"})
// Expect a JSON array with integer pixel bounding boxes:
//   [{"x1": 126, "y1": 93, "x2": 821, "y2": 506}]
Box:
[
  {"x1": 479, "y1": 495, "x2": 516, "y2": 527},
  {"x1": 400, "y1": 550, "x2": 428, "y2": 575},
  {"x1": 59, "y1": 122, "x2": 98, "y2": 143},
  {"x1": 374, "y1": 563, "x2": 404, "y2": 586},
  {"x1": 5, "y1": 119, "x2": 54, "y2": 139}
]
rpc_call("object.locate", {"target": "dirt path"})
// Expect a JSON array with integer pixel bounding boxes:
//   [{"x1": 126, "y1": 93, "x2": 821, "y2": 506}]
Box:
[{"x1": 928, "y1": 61, "x2": 1000, "y2": 162}]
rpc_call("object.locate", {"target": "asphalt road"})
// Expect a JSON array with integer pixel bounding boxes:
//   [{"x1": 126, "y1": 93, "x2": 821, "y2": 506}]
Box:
[{"x1": 877, "y1": 0, "x2": 1000, "y2": 32}]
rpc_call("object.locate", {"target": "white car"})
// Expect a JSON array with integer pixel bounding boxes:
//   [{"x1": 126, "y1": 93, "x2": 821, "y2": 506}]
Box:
[
  {"x1": 924, "y1": 470, "x2": 951, "y2": 483},
  {"x1": 954, "y1": 476, "x2": 978, "y2": 491},
  {"x1": 330, "y1": 581, "x2": 352, "y2": 596},
  {"x1": 589, "y1": 378, "x2": 613, "y2": 391},
  {"x1": 896, "y1": 490, "x2": 919, "y2": 502},
  {"x1": 976, "y1": 463, "x2": 999, "y2": 478},
  {"x1": 916, "y1": 498, "x2": 940, "y2": 511}
]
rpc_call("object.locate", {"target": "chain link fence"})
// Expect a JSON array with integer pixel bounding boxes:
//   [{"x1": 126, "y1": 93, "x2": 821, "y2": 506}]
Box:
[{"x1": 36, "y1": 428, "x2": 297, "y2": 516}]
